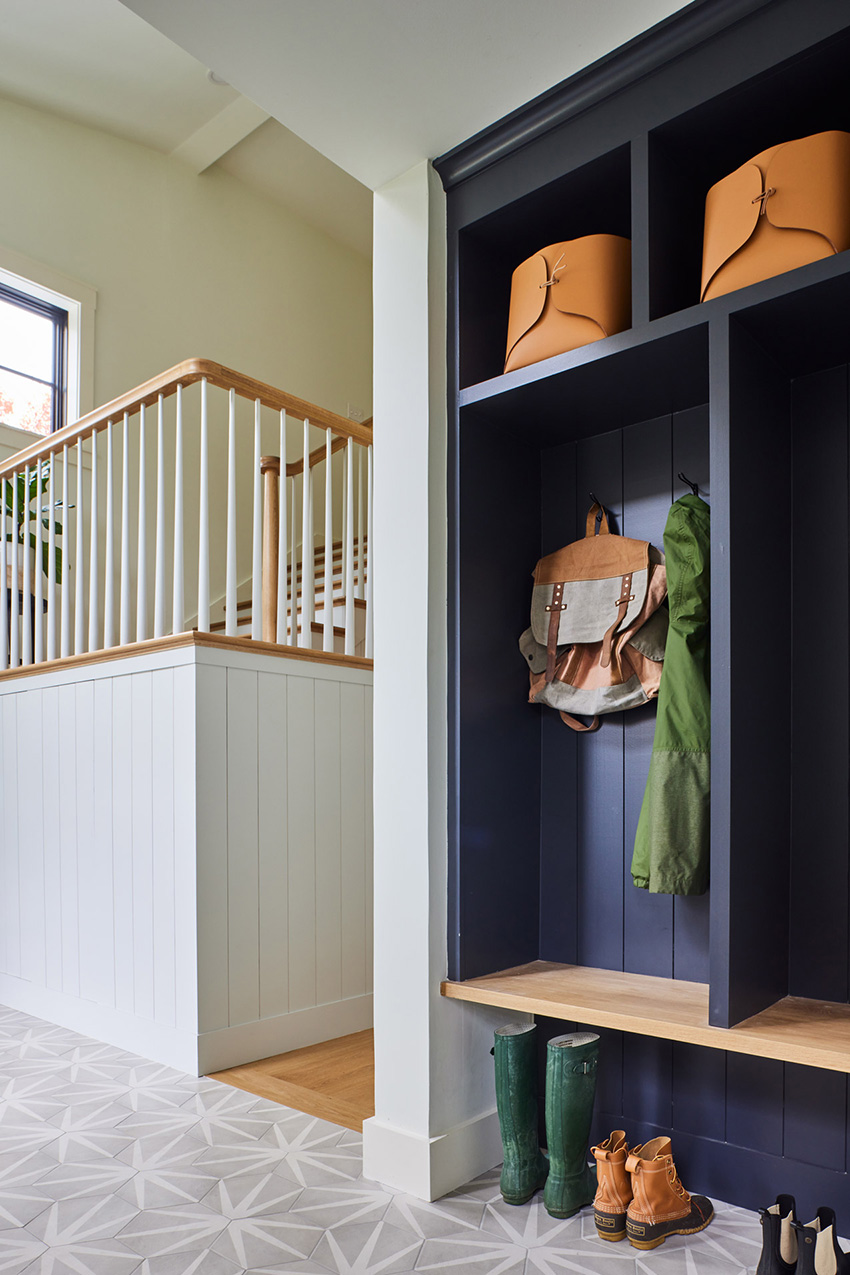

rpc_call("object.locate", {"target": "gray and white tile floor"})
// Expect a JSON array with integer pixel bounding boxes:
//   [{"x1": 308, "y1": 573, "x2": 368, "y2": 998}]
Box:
[{"x1": 0, "y1": 1005, "x2": 765, "y2": 1275}]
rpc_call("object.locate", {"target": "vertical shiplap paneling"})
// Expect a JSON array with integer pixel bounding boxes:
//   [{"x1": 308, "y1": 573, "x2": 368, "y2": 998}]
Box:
[
  {"x1": 196, "y1": 661, "x2": 230, "y2": 1032},
  {"x1": 89, "y1": 679, "x2": 116, "y2": 1007},
  {"x1": 41, "y1": 686, "x2": 63, "y2": 991},
  {"x1": 622, "y1": 415, "x2": 673, "y2": 979},
  {"x1": 3, "y1": 695, "x2": 22, "y2": 976},
  {"x1": 258, "y1": 671, "x2": 289, "y2": 1020},
  {"x1": 112, "y1": 674, "x2": 135, "y2": 1014},
  {"x1": 226, "y1": 667, "x2": 260, "y2": 1026},
  {"x1": 57, "y1": 682, "x2": 79, "y2": 995},
  {"x1": 131, "y1": 672, "x2": 155, "y2": 1018},
  {"x1": 17, "y1": 689, "x2": 46, "y2": 985},
  {"x1": 671, "y1": 404, "x2": 712, "y2": 983},
  {"x1": 340, "y1": 681, "x2": 367, "y2": 1000},
  {"x1": 75, "y1": 681, "x2": 97, "y2": 1001},
  {"x1": 574, "y1": 432, "x2": 624, "y2": 969},
  {"x1": 314, "y1": 679, "x2": 342, "y2": 1007},
  {"x1": 363, "y1": 684, "x2": 374, "y2": 992},
  {"x1": 151, "y1": 668, "x2": 176, "y2": 1027},
  {"x1": 172, "y1": 664, "x2": 198, "y2": 1031},
  {"x1": 287, "y1": 674, "x2": 317, "y2": 1011},
  {"x1": 0, "y1": 698, "x2": 7, "y2": 973}
]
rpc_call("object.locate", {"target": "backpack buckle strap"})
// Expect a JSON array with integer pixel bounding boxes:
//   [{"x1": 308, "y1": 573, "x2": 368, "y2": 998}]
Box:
[
  {"x1": 601, "y1": 573, "x2": 633, "y2": 669},
  {"x1": 546, "y1": 582, "x2": 565, "y2": 681}
]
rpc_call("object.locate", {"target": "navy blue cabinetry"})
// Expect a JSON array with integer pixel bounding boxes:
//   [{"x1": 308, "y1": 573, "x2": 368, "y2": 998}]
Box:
[{"x1": 437, "y1": 0, "x2": 850, "y2": 1213}]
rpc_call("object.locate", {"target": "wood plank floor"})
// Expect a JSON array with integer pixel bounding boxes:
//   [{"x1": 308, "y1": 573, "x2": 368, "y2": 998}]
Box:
[{"x1": 208, "y1": 1029, "x2": 375, "y2": 1132}]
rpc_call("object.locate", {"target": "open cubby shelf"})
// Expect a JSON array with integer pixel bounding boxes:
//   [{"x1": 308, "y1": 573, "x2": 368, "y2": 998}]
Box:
[
  {"x1": 438, "y1": 0, "x2": 850, "y2": 1208},
  {"x1": 441, "y1": 963, "x2": 850, "y2": 1074}
]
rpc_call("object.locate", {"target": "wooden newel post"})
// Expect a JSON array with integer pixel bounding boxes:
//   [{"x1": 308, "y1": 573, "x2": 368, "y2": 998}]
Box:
[{"x1": 260, "y1": 456, "x2": 281, "y2": 643}]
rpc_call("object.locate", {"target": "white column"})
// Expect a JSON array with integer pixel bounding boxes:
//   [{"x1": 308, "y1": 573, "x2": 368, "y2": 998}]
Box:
[{"x1": 363, "y1": 162, "x2": 508, "y2": 1202}]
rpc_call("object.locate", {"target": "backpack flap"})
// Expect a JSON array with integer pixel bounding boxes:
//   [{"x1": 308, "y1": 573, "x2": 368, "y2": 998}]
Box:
[{"x1": 531, "y1": 503, "x2": 650, "y2": 677}]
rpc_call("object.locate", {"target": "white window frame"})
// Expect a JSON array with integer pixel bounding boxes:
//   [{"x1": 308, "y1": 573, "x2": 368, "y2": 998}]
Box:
[{"x1": 0, "y1": 246, "x2": 96, "y2": 446}]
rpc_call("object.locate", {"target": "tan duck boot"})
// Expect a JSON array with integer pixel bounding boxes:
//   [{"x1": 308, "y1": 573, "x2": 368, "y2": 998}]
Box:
[
  {"x1": 625, "y1": 1136, "x2": 713, "y2": 1249},
  {"x1": 591, "y1": 1131, "x2": 632, "y2": 1241}
]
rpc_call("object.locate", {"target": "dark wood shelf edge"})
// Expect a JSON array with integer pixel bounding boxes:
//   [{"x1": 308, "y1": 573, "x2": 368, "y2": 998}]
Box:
[{"x1": 440, "y1": 961, "x2": 850, "y2": 1073}]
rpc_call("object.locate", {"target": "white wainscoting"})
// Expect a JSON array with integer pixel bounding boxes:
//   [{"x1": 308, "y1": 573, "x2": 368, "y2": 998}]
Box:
[{"x1": 0, "y1": 644, "x2": 373, "y2": 1074}]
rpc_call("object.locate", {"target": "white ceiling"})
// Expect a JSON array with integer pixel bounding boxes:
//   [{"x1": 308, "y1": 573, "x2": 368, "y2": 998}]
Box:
[
  {"x1": 0, "y1": 0, "x2": 373, "y2": 255},
  {"x1": 117, "y1": 0, "x2": 692, "y2": 191}
]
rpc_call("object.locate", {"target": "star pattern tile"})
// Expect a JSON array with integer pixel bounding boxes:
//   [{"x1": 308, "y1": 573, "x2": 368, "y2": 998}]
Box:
[{"x1": 0, "y1": 1003, "x2": 821, "y2": 1275}]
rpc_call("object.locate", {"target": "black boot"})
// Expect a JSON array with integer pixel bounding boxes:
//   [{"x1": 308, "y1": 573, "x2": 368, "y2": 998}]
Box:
[
  {"x1": 795, "y1": 1208, "x2": 850, "y2": 1275},
  {"x1": 757, "y1": 1196, "x2": 797, "y2": 1275}
]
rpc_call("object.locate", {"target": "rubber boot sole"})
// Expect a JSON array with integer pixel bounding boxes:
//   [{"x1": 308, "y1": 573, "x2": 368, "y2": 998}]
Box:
[
  {"x1": 594, "y1": 1209, "x2": 627, "y2": 1241},
  {"x1": 627, "y1": 1197, "x2": 714, "y2": 1249}
]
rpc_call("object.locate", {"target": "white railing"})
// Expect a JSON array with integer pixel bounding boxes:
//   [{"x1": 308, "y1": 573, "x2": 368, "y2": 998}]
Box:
[{"x1": 0, "y1": 359, "x2": 373, "y2": 672}]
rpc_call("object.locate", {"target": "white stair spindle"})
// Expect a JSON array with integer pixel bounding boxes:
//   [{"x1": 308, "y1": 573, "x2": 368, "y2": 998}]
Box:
[
  {"x1": 299, "y1": 419, "x2": 313, "y2": 647},
  {"x1": 34, "y1": 461, "x2": 44, "y2": 662},
  {"x1": 289, "y1": 475, "x2": 297, "y2": 644},
  {"x1": 323, "y1": 432, "x2": 334, "y2": 652},
  {"x1": 344, "y1": 438, "x2": 355, "y2": 655},
  {"x1": 276, "y1": 411, "x2": 287, "y2": 643},
  {"x1": 47, "y1": 451, "x2": 56, "y2": 661},
  {"x1": 154, "y1": 394, "x2": 166, "y2": 638},
  {"x1": 0, "y1": 475, "x2": 7, "y2": 670},
  {"x1": 357, "y1": 443, "x2": 364, "y2": 598},
  {"x1": 365, "y1": 442, "x2": 373, "y2": 659},
  {"x1": 88, "y1": 435, "x2": 99, "y2": 652},
  {"x1": 173, "y1": 384, "x2": 185, "y2": 634},
  {"x1": 10, "y1": 472, "x2": 19, "y2": 667},
  {"x1": 60, "y1": 445, "x2": 70, "y2": 657},
  {"x1": 197, "y1": 379, "x2": 210, "y2": 632},
  {"x1": 103, "y1": 425, "x2": 114, "y2": 649},
  {"x1": 74, "y1": 440, "x2": 84, "y2": 654},
  {"x1": 119, "y1": 413, "x2": 131, "y2": 645},
  {"x1": 136, "y1": 405, "x2": 148, "y2": 641},
  {"x1": 225, "y1": 388, "x2": 237, "y2": 637},
  {"x1": 21, "y1": 465, "x2": 31, "y2": 666},
  {"x1": 251, "y1": 398, "x2": 262, "y2": 641}
]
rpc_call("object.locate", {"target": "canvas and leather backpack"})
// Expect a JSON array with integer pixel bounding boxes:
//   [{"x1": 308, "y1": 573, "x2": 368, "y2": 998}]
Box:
[{"x1": 519, "y1": 503, "x2": 668, "y2": 732}]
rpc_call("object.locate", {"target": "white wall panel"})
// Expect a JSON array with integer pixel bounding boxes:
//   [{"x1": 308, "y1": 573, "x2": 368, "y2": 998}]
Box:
[
  {"x1": 257, "y1": 672, "x2": 289, "y2": 1021},
  {"x1": 196, "y1": 661, "x2": 230, "y2": 1034},
  {"x1": 0, "y1": 645, "x2": 372, "y2": 1074}
]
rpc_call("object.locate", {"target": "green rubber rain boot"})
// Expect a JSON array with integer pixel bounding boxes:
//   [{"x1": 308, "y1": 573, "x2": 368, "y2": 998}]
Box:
[
  {"x1": 543, "y1": 1031, "x2": 600, "y2": 1219},
  {"x1": 493, "y1": 1023, "x2": 549, "y2": 1205}
]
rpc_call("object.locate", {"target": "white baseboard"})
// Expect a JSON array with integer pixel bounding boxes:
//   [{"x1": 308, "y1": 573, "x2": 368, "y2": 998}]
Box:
[
  {"x1": 198, "y1": 994, "x2": 374, "y2": 1073},
  {"x1": 0, "y1": 976, "x2": 200, "y2": 1074},
  {"x1": 362, "y1": 1105, "x2": 502, "y2": 1201}
]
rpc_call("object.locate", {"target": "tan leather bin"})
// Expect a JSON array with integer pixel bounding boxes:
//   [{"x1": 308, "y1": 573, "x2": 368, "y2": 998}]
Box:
[
  {"x1": 504, "y1": 235, "x2": 631, "y2": 374},
  {"x1": 700, "y1": 130, "x2": 850, "y2": 302}
]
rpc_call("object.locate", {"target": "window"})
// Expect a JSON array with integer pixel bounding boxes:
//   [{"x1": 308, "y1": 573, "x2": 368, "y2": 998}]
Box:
[
  {"x1": 0, "y1": 281, "x2": 68, "y2": 435},
  {"x1": 0, "y1": 248, "x2": 96, "y2": 440}
]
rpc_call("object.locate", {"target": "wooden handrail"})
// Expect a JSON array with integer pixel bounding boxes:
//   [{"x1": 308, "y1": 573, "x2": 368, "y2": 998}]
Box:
[{"x1": 0, "y1": 357, "x2": 373, "y2": 480}]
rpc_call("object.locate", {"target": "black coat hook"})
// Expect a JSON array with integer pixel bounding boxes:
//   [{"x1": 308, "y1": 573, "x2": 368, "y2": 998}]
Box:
[{"x1": 678, "y1": 472, "x2": 700, "y2": 497}]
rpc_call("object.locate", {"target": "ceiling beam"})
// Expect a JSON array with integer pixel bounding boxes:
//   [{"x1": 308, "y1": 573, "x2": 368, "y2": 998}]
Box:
[{"x1": 171, "y1": 95, "x2": 269, "y2": 173}]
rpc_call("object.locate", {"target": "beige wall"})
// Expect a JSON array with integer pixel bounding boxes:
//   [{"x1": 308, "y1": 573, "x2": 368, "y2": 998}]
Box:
[{"x1": 0, "y1": 94, "x2": 372, "y2": 421}]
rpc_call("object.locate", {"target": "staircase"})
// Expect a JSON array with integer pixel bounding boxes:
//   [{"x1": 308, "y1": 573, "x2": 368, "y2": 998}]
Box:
[{"x1": 210, "y1": 537, "x2": 369, "y2": 656}]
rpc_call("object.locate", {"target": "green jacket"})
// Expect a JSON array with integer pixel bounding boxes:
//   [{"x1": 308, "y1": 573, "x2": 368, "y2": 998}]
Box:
[{"x1": 631, "y1": 494, "x2": 710, "y2": 895}]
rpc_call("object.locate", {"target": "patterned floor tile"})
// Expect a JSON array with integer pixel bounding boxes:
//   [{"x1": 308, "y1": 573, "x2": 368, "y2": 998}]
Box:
[
  {"x1": 21, "y1": 1238, "x2": 144, "y2": 1273},
  {"x1": 291, "y1": 1184, "x2": 394, "y2": 1231},
  {"x1": 0, "y1": 1002, "x2": 779, "y2": 1275},
  {"x1": 201, "y1": 1171, "x2": 303, "y2": 1219},
  {"x1": 27, "y1": 1192, "x2": 140, "y2": 1246},
  {"x1": 136, "y1": 1248, "x2": 244, "y2": 1274},
  {"x1": 116, "y1": 1202, "x2": 229, "y2": 1257},
  {"x1": 116, "y1": 1164, "x2": 223, "y2": 1211},
  {"x1": 34, "y1": 1159, "x2": 139, "y2": 1202},
  {"x1": 0, "y1": 1226, "x2": 48, "y2": 1274},
  {"x1": 213, "y1": 1212, "x2": 325, "y2": 1268},
  {"x1": 386, "y1": 1190, "x2": 487, "y2": 1239},
  {"x1": 310, "y1": 1218, "x2": 422, "y2": 1275}
]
